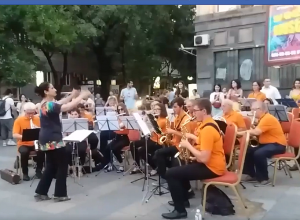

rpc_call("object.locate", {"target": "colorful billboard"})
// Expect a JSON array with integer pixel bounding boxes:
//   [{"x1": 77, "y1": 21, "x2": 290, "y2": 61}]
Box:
[{"x1": 265, "y1": 5, "x2": 300, "y2": 66}]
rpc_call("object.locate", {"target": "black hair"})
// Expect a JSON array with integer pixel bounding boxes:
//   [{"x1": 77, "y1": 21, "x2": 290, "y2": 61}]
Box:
[
  {"x1": 172, "y1": 97, "x2": 185, "y2": 107},
  {"x1": 19, "y1": 94, "x2": 26, "y2": 101},
  {"x1": 193, "y1": 98, "x2": 212, "y2": 115},
  {"x1": 193, "y1": 89, "x2": 197, "y2": 93},
  {"x1": 252, "y1": 81, "x2": 262, "y2": 90},
  {"x1": 4, "y1": 89, "x2": 12, "y2": 96},
  {"x1": 230, "y1": 79, "x2": 241, "y2": 89},
  {"x1": 213, "y1": 84, "x2": 222, "y2": 92},
  {"x1": 34, "y1": 82, "x2": 50, "y2": 98},
  {"x1": 264, "y1": 98, "x2": 274, "y2": 105},
  {"x1": 293, "y1": 78, "x2": 300, "y2": 89},
  {"x1": 175, "y1": 80, "x2": 186, "y2": 96}
]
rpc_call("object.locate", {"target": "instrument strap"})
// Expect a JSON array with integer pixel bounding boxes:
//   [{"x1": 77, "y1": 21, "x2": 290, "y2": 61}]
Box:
[
  {"x1": 175, "y1": 114, "x2": 188, "y2": 131},
  {"x1": 201, "y1": 123, "x2": 221, "y2": 137}
]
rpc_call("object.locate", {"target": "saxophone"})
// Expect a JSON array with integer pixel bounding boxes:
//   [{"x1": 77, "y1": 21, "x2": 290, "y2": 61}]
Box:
[
  {"x1": 30, "y1": 117, "x2": 40, "y2": 150},
  {"x1": 174, "y1": 117, "x2": 195, "y2": 164},
  {"x1": 159, "y1": 117, "x2": 172, "y2": 146}
]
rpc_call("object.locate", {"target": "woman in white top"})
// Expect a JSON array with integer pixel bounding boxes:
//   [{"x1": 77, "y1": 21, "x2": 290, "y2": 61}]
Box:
[
  {"x1": 210, "y1": 84, "x2": 224, "y2": 116},
  {"x1": 190, "y1": 89, "x2": 200, "y2": 99},
  {"x1": 16, "y1": 94, "x2": 27, "y2": 115}
]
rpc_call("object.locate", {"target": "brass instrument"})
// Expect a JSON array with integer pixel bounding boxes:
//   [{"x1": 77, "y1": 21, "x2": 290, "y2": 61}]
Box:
[
  {"x1": 30, "y1": 117, "x2": 40, "y2": 150},
  {"x1": 174, "y1": 117, "x2": 195, "y2": 164},
  {"x1": 249, "y1": 111, "x2": 259, "y2": 147},
  {"x1": 159, "y1": 117, "x2": 172, "y2": 145}
]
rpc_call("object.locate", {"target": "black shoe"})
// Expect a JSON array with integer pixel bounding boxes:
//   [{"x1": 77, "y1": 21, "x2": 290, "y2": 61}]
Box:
[
  {"x1": 188, "y1": 190, "x2": 195, "y2": 199},
  {"x1": 162, "y1": 210, "x2": 187, "y2": 219},
  {"x1": 168, "y1": 201, "x2": 190, "y2": 208},
  {"x1": 35, "y1": 171, "x2": 42, "y2": 179},
  {"x1": 34, "y1": 194, "x2": 51, "y2": 201},
  {"x1": 23, "y1": 175, "x2": 30, "y2": 181},
  {"x1": 53, "y1": 196, "x2": 71, "y2": 202},
  {"x1": 290, "y1": 164, "x2": 299, "y2": 171}
]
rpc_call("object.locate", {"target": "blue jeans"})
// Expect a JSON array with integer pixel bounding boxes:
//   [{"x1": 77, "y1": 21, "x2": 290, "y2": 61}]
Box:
[{"x1": 243, "y1": 143, "x2": 286, "y2": 181}]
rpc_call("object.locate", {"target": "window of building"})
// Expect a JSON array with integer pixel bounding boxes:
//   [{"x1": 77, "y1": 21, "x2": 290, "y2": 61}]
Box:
[
  {"x1": 63, "y1": 73, "x2": 70, "y2": 86},
  {"x1": 238, "y1": 49, "x2": 253, "y2": 90},
  {"x1": 214, "y1": 51, "x2": 228, "y2": 88}
]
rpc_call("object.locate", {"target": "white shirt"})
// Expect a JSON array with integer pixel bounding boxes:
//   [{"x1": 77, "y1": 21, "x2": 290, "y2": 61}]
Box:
[
  {"x1": 121, "y1": 87, "x2": 137, "y2": 109},
  {"x1": 261, "y1": 85, "x2": 281, "y2": 105},
  {"x1": 0, "y1": 96, "x2": 14, "y2": 119}
]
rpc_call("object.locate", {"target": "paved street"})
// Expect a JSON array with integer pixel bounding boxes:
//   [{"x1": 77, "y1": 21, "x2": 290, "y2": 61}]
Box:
[{"x1": 0, "y1": 142, "x2": 300, "y2": 220}]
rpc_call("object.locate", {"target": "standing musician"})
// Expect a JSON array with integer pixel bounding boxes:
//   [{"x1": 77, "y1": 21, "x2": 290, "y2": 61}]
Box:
[
  {"x1": 154, "y1": 98, "x2": 197, "y2": 186},
  {"x1": 129, "y1": 103, "x2": 168, "y2": 175},
  {"x1": 13, "y1": 102, "x2": 45, "y2": 181},
  {"x1": 101, "y1": 103, "x2": 130, "y2": 173},
  {"x1": 238, "y1": 101, "x2": 286, "y2": 186},
  {"x1": 161, "y1": 98, "x2": 226, "y2": 219},
  {"x1": 222, "y1": 99, "x2": 246, "y2": 131}
]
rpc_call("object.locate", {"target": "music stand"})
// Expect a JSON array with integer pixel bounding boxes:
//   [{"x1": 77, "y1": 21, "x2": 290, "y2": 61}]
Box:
[
  {"x1": 267, "y1": 105, "x2": 289, "y2": 122},
  {"x1": 95, "y1": 107, "x2": 105, "y2": 116},
  {"x1": 276, "y1": 99, "x2": 298, "y2": 108},
  {"x1": 95, "y1": 115, "x2": 120, "y2": 175},
  {"x1": 22, "y1": 128, "x2": 40, "y2": 186},
  {"x1": 240, "y1": 98, "x2": 256, "y2": 108},
  {"x1": 104, "y1": 107, "x2": 115, "y2": 115}
]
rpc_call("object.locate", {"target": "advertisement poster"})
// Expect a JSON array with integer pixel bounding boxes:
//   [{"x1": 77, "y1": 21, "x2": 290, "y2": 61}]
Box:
[{"x1": 265, "y1": 5, "x2": 300, "y2": 66}]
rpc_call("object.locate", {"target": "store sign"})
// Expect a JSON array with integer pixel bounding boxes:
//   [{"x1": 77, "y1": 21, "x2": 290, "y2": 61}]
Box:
[{"x1": 265, "y1": 5, "x2": 300, "y2": 66}]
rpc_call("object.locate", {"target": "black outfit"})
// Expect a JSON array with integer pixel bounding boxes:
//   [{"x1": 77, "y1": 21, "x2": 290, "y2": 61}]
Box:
[
  {"x1": 88, "y1": 132, "x2": 99, "y2": 150},
  {"x1": 154, "y1": 146, "x2": 179, "y2": 178},
  {"x1": 99, "y1": 130, "x2": 116, "y2": 155},
  {"x1": 18, "y1": 146, "x2": 44, "y2": 175},
  {"x1": 102, "y1": 133, "x2": 129, "y2": 167},
  {"x1": 164, "y1": 163, "x2": 219, "y2": 215},
  {"x1": 66, "y1": 141, "x2": 87, "y2": 166},
  {"x1": 35, "y1": 101, "x2": 69, "y2": 199},
  {"x1": 130, "y1": 137, "x2": 162, "y2": 169}
]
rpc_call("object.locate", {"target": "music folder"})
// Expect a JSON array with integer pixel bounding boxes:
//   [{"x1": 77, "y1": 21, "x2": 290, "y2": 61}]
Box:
[
  {"x1": 276, "y1": 98, "x2": 298, "y2": 108},
  {"x1": 267, "y1": 105, "x2": 289, "y2": 122},
  {"x1": 22, "y1": 128, "x2": 40, "y2": 141}
]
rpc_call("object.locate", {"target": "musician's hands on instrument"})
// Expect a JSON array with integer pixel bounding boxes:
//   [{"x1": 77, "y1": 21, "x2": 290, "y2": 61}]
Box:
[
  {"x1": 166, "y1": 128, "x2": 175, "y2": 134},
  {"x1": 179, "y1": 139, "x2": 190, "y2": 148},
  {"x1": 185, "y1": 133, "x2": 196, "y2": 140}
]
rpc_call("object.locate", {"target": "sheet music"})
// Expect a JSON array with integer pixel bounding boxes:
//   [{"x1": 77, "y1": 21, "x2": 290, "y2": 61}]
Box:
[
  {"x1": 95, "y1": 115, "x2": 120, "y2": 131},
  {"x1": 133, "y1": 113, "x2": 151, "y2": 136},
  {"x1": 106, "y1": 111, "x2": 117, "y2": 116},
  {"x1": 61, "y1": 118, "x2": 89, "y2": 132},
  {"x1": 167, "y1": 108, "x2": 175, "y2": 122},
  {"x1": 95, "y1": 107, "x2": 105, "y2": 116},
  {"x1": 63, "y1": 130, "x2": 94, "y2": 142},
  {"x1": 62, "y1": 119, "x2": 76, "y2": 133},
  {"x1": 105, "y1": 107, "x2": 115, "y2": 114},
  {"x1": 119, "y1": 116, "x2": 139, "y2": 130}
]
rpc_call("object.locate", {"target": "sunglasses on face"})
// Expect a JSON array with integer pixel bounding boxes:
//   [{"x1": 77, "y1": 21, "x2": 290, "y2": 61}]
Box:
[
  {"x1": 118, "y1": 108, "x2": 124, "y2": 111},
  {"x1": 154, "y1": 108, "x2": 161, "y2": 111}
]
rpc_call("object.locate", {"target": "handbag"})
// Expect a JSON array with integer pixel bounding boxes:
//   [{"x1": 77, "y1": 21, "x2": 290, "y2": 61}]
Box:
[
  {"x1": 0, "y1": 169, "x2": 21, "y2": 185},
  {"x1": 212, "y1": 94, "x2": 221, "y2": 108}
]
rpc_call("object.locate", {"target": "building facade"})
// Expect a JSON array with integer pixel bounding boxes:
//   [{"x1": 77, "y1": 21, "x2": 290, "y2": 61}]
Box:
[{"x1": 195, "y1": 5, "x2": 300, "y2": 97}]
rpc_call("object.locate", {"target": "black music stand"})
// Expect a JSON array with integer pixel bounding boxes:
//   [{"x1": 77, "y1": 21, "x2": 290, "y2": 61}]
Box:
[
  {"x1": 240, "y1": 98, "x2": 256, "y2": 110},
  {"x1": 276, "y1": 99, "x2": 299, "y2": 108},
  {"x1": 267, "y1": 105, "x2": 289, "y2": 122},
  {"x1": 95, "y1": 115, "x2": 120, "y2": 175},
  {"x1": 22, "y1": 128, "x2": 40, "y2": 186}
]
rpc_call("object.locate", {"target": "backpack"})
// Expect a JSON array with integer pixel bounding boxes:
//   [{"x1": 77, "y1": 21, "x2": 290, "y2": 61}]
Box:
[
  {"x1": 203, "y1": 185, "x2": 235, "y2": 216},
  {"x1": 0, "y1": 98, "x2": 8, "y2": 116}
]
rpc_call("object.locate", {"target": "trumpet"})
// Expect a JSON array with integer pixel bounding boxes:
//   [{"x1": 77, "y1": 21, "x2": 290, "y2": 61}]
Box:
[
  {"x1": 174, "y1": 117, "x2": 195, "y2": 164},
  {"x1": 249, "y1": 111, "x2": 259, "y2": 147}
]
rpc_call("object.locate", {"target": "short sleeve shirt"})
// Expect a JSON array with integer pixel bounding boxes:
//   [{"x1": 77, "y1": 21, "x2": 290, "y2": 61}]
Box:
[
  {"x1": 121, "y1": 87, "x2": 137, "y2": 109},
  {"x1": 0, "y1": 96, "x2": 14, "y2": 119},
  {"x1": 39, "y1": 101, "x2": 64, "y2": 150}
]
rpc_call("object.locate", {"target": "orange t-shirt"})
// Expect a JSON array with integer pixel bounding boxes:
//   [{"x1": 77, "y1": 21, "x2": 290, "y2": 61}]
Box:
[
  {"x1": 248, "y1": 92, "x2": 266, "y2": 102},
  {"x1": 81, "y1": 111, "x2": 94, "y2": 128},
  {"x1": 223, "y1": 110, "x2": 246, "y2": 130},
  {"x1": 150, "y1": 117, "x2": 167, "y2": 143},
  {"x1": 257, "y1": 113, "x2": 287, "y2": 146},
  {"x1": 171, "y1": 111, "x2": 190, "y2": 147},
  {"x1": 195, "y1": 117, "x2": 226, "y2": 175},
  {"x1": 13, "y1": 115, "x2": 41, "y2": 147}
]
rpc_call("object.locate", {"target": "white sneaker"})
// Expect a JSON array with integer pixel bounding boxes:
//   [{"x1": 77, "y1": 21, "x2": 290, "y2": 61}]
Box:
[
  {"x1": 150, "y1": 170, "x2": 157, "y2": 176},
  {"x1": 117, "y1": 166, "x2": 124, "y2": 173},
  {"x1": 7, "y1": 140, "x2": 16, "y2": 146}
]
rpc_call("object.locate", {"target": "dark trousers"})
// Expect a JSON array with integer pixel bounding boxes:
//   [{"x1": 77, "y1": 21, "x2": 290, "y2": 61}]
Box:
[
  {"x1": 35, "y1": 147, "x2": 68, "y2": 197},
  {"x1": 18, "y1": 146, "x2": 44, "y2": 175},
  {"x1": 166, "y1": 163, "x2": 219, "y2": 213},
  {"x1": 154, "y1": 146, "x2": 178, "y2": 179},
  {"x1": 100, "y1": 131, "x2": 116, "y2": 155},
  {"x1": 130, "y1": 138, "x2": 162, "y2": 169},
  {"x1": 243, "y1": 143, "x2": 286, "y2": 181},
  {"x1": 66, "y1": 142, "x2": 87, "y2": 166},
  {"x1": 88, "y1": 132, "x2": 98, "y2": 150},
  {"x1": 103, "y1": 134, "x2": 129, "y2": 166}
]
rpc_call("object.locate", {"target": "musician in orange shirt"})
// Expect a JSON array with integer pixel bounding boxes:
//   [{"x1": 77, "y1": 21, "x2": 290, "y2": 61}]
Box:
[
  {"x1": 238, "y1": 101, "x2": 286, "y2": 186},
  {"x1": 101, "y1": 103, "x2": 130, "y2": 172},
  {"x1": 161, "y1": 99, "x2": 226, "y2": 219},
  {"x1": 13, "y1": 102, "x2": 45, "y2": 181},
  {"x1": 130, "y1": 103, "x2": 167, "y2": 175},
  {"x1": 248, "y1": 81, "x2": 266, "y2": 101},
  {"x1": 222, "y1": 99, "x2": 246, "y2": 131}
]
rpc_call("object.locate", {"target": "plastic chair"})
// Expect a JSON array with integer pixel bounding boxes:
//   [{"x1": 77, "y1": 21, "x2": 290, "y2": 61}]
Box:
[
  {"x1": 223, "y1": 122, "x2": 237, "y2": 170},
  {"x1": 121, "y1": 130, "x2": 141, "y2": 171},
  {"x1": 201, "y1": 132, "x2": 250, "y2": 219},
  {"x1": 272, "y1": 118, "x2": 300, "y2": 186}
]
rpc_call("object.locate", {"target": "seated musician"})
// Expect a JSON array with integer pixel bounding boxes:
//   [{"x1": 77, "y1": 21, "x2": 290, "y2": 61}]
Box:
[
  {"x1": 66, "y1": 109, "x2": 88, "y2": 176},
  {"x1": 13, "y1": 102, "x2": 45, "y2": 181},
  {"x1": 222, "y1": 99, "x2": 246, "y2": 131},
  {"x1": 161, "y1": 98, "x2": 226, "y2": 219},
  {"x1": 248, "y1": 81, "x2": 266, "y2": 101},
  {"x1": 238, "y1": 101, "x2": 286, "y2": 186},
  {"x1": 264, "y1": 98, "x2": 274, "y2": 105},
  {"x1": 99, "y1": 97, "x2": 117, "y2": 155},
  {"x1": 130, "y1": 103, "x2": 167, "y2": 175},
  {"x1": 101, "y1": 103, "x2": 130, "y2": 172},
  {"x1": 154, "y1": 98, "x2": 197, "y2": 190}
]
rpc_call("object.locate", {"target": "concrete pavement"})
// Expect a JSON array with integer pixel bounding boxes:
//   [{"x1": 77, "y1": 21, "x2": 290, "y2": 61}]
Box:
[{"x1": 0, "y1": 143, "x2": 299, "y2": 220}]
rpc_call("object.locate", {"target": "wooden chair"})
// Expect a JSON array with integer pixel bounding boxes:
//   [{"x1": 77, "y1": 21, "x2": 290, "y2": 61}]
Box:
[
  {"x1": 201, "y1": 132, "x2": 250, "y2": 219},
  {"x1": 272, "y1": 118, "x2": 300, "y2": 186},
  {"x1": 122, "y1": 130, "x2": 141, "y2": 172},
  {"x1": 223, "y1": 122, "x2": 237, "y2": 170}
]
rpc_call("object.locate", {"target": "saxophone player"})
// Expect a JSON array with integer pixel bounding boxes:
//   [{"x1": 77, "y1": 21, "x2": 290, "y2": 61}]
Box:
[
  {"x1": 237, "y1": 101, "x2": 286, "y2": 186},
  {"x1": 12, "y1": 102, "x2": 45, "y2": 181},
  {"x1": 154, "y1": 98, "x2": 197, "y2": 187},
  {"x1": 161, "y1": 99, "x2": 226, "y2": 219},
  {"x1": 129, "y1": 103, "x2": 168, "y2": 175},
  {"x1": 222, "y1": 99, "x2": 246, "y2": 131}
]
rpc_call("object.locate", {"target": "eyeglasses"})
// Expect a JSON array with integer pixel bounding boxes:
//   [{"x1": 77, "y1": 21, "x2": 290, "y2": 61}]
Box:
[
  {"x1": 193, "y1": 108, "x2": 203, "y2": 112},
  {"x1": 154, "y1": 108, "x2": 161, "y2": 111},
  {"x1": 118, "y1": 108, "x2": 124, "y2": 111}
]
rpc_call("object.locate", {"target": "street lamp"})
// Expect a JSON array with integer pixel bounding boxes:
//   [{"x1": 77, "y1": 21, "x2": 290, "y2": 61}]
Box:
[
  {"x1": 111, "y1": 79, "x2": 116, "y2": 85},
  {"x1": 96, "y1": 80, "x2": 101, "y2": 86}
]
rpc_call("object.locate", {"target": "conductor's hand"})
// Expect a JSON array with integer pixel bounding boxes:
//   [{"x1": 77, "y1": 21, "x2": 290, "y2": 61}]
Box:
[
  {"x1": 80, "y1": 90, "x2": 91, "y2": 99},
  {"x1": 166, "y1": 128, "x2": 175, "y2": 134},
  {"x1": 71, "y1": 88, "x2": 80, "y2": 97},
  {"x1": 179, "y1": 139, "x2": 190, "y2": 148}
]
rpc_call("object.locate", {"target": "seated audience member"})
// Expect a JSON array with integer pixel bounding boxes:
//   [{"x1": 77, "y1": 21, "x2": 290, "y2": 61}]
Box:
[
  {"x1": 239, "y1": 101, "x2": 286, "y2": 186},
  {"x1": 222, "y1": 99, "x2": 246, "y2": 131},
  {"x1": 13, "y1": 102, "x2": 45, "y2": 181},
  {"x1": 161, "y1": 98, "x2": 226, "y2": 219}
]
